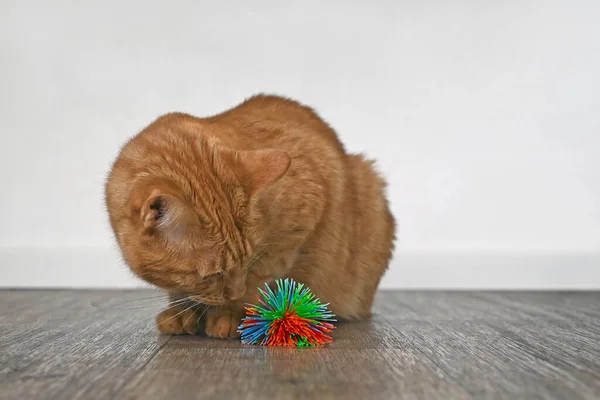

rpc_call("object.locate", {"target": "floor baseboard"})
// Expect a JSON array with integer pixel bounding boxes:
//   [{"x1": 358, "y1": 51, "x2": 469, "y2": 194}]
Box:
[{"x1": 0, "y1": 247, "x2": 598, "y2": 289}]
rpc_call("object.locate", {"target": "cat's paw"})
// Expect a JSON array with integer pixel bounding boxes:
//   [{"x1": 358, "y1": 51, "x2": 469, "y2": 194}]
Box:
[
  {"x1": 205, "y1": 307, "x2": 243, "y2": 339},
  {"x1": 155, "y1": 305, "x2": 202, "y2": 335}
]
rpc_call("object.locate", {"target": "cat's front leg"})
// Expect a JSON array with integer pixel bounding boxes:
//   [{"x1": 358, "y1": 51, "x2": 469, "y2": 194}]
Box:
[
  {"x1": 154, "y1": 292, "x2": 206, "y2": 335},
  {"x1": 155, "y1": 304, "x2": 204, "y2": 335},
  {"x1": 205, "y1": 301, "x2": 245, "y2": 339}
]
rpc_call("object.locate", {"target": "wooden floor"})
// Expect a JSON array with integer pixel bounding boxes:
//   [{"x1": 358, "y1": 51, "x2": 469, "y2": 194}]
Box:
[{"x1": 0, "y1": 290, "x2": 599, "y2": 399}]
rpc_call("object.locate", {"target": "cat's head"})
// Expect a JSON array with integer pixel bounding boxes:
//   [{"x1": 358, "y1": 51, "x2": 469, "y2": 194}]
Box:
[{"x1": 105, "y1": 126, "x2": 290, "y2": 305}]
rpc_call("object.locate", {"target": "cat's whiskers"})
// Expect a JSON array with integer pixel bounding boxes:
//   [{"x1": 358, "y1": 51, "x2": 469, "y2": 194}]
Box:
[
  {"x1": 111, "y1": 294, "x2": 166, "y2": 305},
  {"x1": 121, "y1": 302, "x2": 169, "y2": 310},
  {"x1": 130, "y1": 301, "x2": 183, "y2": 326},
  {"x1": 267, "y1": 186, "x2": 286, "y2": 214},
  {"x1": 128, "y1": 296, "x2": 199, "y2": 326},
  {"x1": 167, "y1": 296, "x2": 198, "y2": 307},
  {"x1": 195, "y1": 304, "x2": 210, "y2": 326},
  {"x1": 104, "y1": 294, "x2": 171, "y2": 310},
  {"x1": 153, "y1": 301, "x2": 200, "y2": 327},
  {"x1": 130, "y1": 295, "x2": 191, "y2": 307},
  {"x1": 255, "y1": 252, "x2": 275, "y2": 271},
  {"x1": 122, "y1": 296, "x2": 192, "y2": 310},
  {"x1": 182, "y1": 302, "x2": 204, "y2": 329},
  {"x1": 245, "y1": 250, "x2": 267, "y2": 271}
]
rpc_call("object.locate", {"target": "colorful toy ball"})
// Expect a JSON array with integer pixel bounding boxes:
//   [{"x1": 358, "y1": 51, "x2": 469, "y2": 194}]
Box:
[{"x1": 238, "y1": 278, "x2": 336, "y2": 347}]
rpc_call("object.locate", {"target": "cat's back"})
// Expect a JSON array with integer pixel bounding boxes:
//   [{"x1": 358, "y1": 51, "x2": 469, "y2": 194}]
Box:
[{"x1": 211, "y1": 94, "x2": 346, "y2": 155}]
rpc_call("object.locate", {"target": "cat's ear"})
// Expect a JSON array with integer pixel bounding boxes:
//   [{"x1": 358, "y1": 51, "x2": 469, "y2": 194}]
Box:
[
  {"x1": 138, "y1": 188, "x2": 196, "y2": 241},
  {"x1": 222, "y1": 148, "x2": 291, "y2": 196}
]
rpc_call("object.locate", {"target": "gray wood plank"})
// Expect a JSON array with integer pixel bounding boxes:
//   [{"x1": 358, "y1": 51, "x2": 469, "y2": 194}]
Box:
[
  {"x1": 381, "y1": 291, "x2": 600, "y2": 400},
  {"x1": 470, "y1": 292, "x2": 600, "y2": 379},
  {"x1": 1, "y1": 290, "x2": 599, "y2": 400},
  {"x1": 471, "y1": 292, "x2": 600, "y2": 330},
  {"x1": 118, "y1": 314, "x2": 470, "y2": 400},
  {"x1": 120, "y1": 346, "x2": 471, "y2": 400},
  {"x1": 0, "y1": 290, "x2": 170, "y2": 400}
]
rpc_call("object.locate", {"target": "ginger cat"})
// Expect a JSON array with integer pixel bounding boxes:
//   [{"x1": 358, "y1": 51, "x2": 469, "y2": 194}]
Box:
[{"x1": 105, "y1": 95, "x2": 395, "y2": 338}]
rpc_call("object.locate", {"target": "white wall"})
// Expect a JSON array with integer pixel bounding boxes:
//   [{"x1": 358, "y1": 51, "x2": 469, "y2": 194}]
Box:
[{"x1": 1, "y1": 1, "x2": 599, "y2": 289}]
